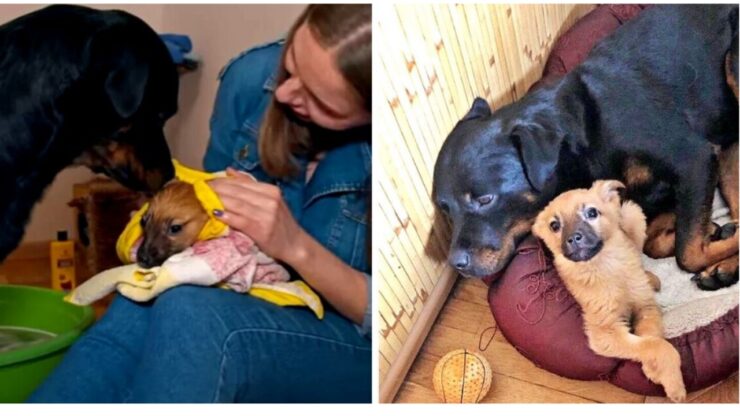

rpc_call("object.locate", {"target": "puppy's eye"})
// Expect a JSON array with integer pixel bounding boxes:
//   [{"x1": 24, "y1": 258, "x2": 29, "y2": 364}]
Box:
[
  {"x1": 438, "y1": 202, "x2": 450, "y2": 214},
  {"x1": 549, "y1": 220, "x2": 561, "y2": 232},
  {"x1": 169, "y1": 224, "x2": 183, "y2": 235},
  {"x1": 585, "y1": 207, "x2": 599, "y2": 219},
  {"x1": 140, "y1": 215, "x2": 149, "y2": 227},
  {"x1": 477, "y1": 194, "x2": 494, "y2": 206}
]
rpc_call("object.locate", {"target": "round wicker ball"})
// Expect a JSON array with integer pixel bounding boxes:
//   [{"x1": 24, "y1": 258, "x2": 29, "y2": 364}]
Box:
[{"x1": 433, "y1": 349, "x2": 492, "y2": 403}]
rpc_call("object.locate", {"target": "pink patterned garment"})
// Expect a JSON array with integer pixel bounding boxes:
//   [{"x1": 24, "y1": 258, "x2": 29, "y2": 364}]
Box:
[
  {"x1": 190, "y1": 232, "x2": 290, "y2": 292},
  {"x1": 130, "y1": 231, "x2": 290, "y2": 292}
]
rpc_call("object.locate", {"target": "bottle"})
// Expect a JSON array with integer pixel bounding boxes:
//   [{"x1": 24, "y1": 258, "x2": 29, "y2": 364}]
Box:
[{"x1": 50, "y1": 230, "x2": 76, "y2": 291}]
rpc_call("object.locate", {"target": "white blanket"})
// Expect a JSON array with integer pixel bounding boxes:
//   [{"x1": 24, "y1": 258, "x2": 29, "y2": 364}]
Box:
[{"x1": 644, "y1": 190, "x2": 739, "y2": 338}]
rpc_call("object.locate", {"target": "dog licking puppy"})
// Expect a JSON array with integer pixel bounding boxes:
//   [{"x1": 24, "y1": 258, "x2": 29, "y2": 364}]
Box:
[{"x1": 532, "y1": 180, "x2": 685, "y2": 402}]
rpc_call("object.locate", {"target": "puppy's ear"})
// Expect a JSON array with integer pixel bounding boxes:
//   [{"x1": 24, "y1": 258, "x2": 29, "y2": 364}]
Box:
[
  {"x1": 593, "y1": 180, "x2": 626, "y2": 204},
  {"x1": 462, "y1": 97, "x2": 491, "y2": 121},
  {"x1": 511, "y1": 123, "x2": 562, "y2": 193},
  {"x1": 87, "y1": 29, "x2": 149, "y2": 119}
]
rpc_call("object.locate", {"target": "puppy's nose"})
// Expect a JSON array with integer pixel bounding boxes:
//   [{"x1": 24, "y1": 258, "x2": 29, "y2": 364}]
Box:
[
  {"x1": 450, "y1": 250, "x2": 471, "y2": 271},
  {"x1": 566, "y1": 232, "x2": 584, "y2": 248}
]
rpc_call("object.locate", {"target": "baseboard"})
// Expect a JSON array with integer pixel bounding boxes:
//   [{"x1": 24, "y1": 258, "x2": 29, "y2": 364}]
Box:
[{"x1": 379, "y1": 267, "x2": 459, "y2": 403}]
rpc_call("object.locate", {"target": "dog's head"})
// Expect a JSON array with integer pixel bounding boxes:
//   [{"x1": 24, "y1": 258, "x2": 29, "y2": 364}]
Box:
[
  {"x1": 433, "y1": 97, "x2": 567, "y2": 278},
  {"x1": 136, "y1": 181, "x2": 208, "y2": 268},
  {"x1": 532, "y1": 180, "x2": 626, "y2": 263},
  {"x1": 73, "y1": 9, "x2": 178, "y2": 192}
]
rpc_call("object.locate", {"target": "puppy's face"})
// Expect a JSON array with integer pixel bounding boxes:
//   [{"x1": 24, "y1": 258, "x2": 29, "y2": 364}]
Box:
[
  {"x1": 136, "y1": 181, "x2": 208, "y2": 268},
  {"x1": 532, "y1": 180, "x2": 625, "y2": 263}
]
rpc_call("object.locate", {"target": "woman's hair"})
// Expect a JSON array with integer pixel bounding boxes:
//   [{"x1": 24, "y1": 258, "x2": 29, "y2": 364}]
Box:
[{"x1": 259, "y1": 4, "x2": 371, "y2": 178}]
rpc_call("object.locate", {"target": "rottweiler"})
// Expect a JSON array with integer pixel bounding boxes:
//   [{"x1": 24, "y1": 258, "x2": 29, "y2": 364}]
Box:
[
  {"x1": 0, "y1": 5, "x2": 178, "y2": 261},
  {"x1": 433, "y1": 5, "x2": 739, "y2": 290}
]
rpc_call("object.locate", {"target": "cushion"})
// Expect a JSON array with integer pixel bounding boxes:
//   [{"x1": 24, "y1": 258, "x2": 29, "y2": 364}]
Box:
[{"x1": 485, "y1": 4, "x2": 739, "y2": 397}]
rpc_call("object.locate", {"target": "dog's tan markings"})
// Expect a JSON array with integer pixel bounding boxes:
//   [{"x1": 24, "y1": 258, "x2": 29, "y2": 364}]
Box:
[
  {"x1": 522, "y1": 192, "x2": 537, "y2": 203},
  {"x1": 644, "y1": 213, "x2": 676, "y2": 258},
  {"x1": 623, "y1": 158, "x2": 652, "y2": 187},
  {"x1": 474, "y1": 218, "x2": 533, "y2": 271},
  {"x1": 725, "y1": 52, "x2": 738, "y2": 99},
  {"x1": 718, "y1": 142, "x2": 738, "y2": 220},
  {"x1": 695, "y1": 254, "x2": 739, "y2": 285},
  {"x1": 679, "y1": 223, "x2": 739, "y2": 272}
]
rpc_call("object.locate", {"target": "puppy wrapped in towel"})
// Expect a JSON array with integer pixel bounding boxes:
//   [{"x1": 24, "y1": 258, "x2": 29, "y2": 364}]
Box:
[{"x1": 65, "y1": 160, "x2": 324, "y2": 318}]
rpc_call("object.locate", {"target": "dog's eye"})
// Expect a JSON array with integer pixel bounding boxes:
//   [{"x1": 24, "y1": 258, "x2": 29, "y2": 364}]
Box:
[
  {"x1": 140, "y1": 215, "x2": 149, "y2": 227},
  {"x1": 169, "y1": 224, "x2": 183, "y2": 235},
  {"x1": 586, "y1": 207, "x2": 599, "y2": 219},
  {"x1": 477, "y1": 194, "x2": 494, "y2": 206},
  {"x1": 549, "y1": 220, "x2": 561, "y2": 232},
  {"x1": 437, "y1": 202, "x2": 450, "y2": 214}
]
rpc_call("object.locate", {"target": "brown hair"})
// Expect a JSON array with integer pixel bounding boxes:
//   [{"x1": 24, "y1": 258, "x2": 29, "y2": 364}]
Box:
[{"x1": 259, "y1": 4, "x2": 372, "y2": 178}]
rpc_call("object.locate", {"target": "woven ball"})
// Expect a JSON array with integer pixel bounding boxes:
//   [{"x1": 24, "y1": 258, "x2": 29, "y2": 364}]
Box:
[{"x1": 433, "y1": 349, "x2": 492, "y2": 403}]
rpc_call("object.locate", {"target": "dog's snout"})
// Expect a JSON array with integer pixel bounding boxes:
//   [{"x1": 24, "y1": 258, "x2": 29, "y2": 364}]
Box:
[
  {"x1": 136, "y1": 244, "x2": 164, "y2": 268},
  {"x1": 563, "y1": 225, "x2": 603, "y2": 262},
  {"x1": 450, "y1": 249, "x2": 471, "y2": 271},
  {"x1": 566, "y1": 232, "x2": 584, "y2": 247}
]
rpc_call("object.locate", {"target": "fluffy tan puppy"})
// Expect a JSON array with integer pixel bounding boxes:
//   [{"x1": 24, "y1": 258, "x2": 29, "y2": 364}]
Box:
[{"x1": 532, "y1": 180, "x2": 685, "y2": 402}]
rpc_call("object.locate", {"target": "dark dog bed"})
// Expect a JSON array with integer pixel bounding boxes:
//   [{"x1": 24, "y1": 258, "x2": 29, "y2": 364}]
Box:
[{"x1": 484, "y1": 4, "x2": 738, "y2": 397}]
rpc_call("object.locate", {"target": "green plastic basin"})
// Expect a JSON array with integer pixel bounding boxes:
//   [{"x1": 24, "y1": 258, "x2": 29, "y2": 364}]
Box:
[{"x1": 0, "y1": 284, "x2": 94, "y2": 402}]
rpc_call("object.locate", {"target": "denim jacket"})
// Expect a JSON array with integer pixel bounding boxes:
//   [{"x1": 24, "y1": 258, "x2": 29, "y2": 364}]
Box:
[{"x1": 203, "y1": 40, "x2": 372, "y2": 337}]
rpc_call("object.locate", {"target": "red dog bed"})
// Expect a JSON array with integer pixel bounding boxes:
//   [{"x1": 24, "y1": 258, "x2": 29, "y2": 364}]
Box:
[{"x1": 485, "y1": 5, "x2": 739, "y2": 397}]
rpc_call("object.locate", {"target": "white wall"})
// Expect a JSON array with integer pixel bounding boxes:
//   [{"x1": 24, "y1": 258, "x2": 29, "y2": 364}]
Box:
[{"x1": 0, "y1": 4, "x2": 305, "y2": 244}]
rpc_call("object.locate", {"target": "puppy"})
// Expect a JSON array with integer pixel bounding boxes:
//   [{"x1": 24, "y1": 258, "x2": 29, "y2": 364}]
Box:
[
  {"x1": 532, "y1": 180, "x2": 685, "y2": 402},
  {"x1": 136, "y1": 181, "x2": 208, "y2": 268}
]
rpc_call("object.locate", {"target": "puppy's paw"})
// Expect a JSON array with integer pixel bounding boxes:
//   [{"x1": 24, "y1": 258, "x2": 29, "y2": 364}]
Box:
[
  {"x1": 646, "y1": 271, "x2": 661, "y2": 292},
  {"x1": 665, "y1": 382, "x2": 687, "y2": 403},
  {"x1": 641, "y1": 339, "x2": 686, "y2": 402}
]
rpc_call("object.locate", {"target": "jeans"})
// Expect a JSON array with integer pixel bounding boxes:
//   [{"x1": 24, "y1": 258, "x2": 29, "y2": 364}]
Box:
[{"x1": 28, "y1": 286, "x2": 371, "y2": 403}]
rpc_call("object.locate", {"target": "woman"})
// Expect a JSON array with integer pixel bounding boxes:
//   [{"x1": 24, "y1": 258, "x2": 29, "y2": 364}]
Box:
[{"x1": 30, "y1": 4, "x2": 371, "y2": 403}]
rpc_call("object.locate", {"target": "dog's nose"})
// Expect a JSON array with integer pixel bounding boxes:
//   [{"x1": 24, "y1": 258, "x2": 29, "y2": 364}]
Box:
[
  {"x1": 566, "y1": 232, "x2": 584, "y2": 247},
  {"x1": 450, "y1": 250, "x2": 471, "y2": 271}
]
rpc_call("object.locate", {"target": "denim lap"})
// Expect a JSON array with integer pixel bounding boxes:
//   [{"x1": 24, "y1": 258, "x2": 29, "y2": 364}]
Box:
[{"x1": 30, "y1": 286, "x2": 370, "y2": 403}]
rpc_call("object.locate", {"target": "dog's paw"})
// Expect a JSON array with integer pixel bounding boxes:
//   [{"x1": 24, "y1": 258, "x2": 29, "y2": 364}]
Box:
[
  {"x1": 711, "y1": 222, "x2": 737, "y2": 241},
  {"x1": 691, "y1": 254, "x2": 739, "y2": 290}
]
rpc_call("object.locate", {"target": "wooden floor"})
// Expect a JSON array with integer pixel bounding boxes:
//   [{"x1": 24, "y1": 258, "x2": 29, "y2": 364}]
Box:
[{"x1": 393, "y1": 278, "x2": 739, "y2": 403}]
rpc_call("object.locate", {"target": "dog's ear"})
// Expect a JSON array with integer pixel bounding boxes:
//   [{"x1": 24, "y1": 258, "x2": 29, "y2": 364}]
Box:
[
  {"x1": 104, "y1": 50, "x2": 149, "y2": 119},
  {"x1": 511, "y1": 124, "x2": 562, "y2": 192},
  {"x1": 87, "y1": 29, "x2": 149, "y2": 119},
  {"x1": 462, "y1": 97, "x2": 491, "y2": 121},
  {"x1": 593, "y1": 180, "x2": 626, "y2": 204}
]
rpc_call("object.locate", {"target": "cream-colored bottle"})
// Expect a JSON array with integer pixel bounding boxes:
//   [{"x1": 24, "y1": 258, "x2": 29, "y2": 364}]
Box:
[{"x1": 50, "y1": 230, "x2": 76, "y2": 291}]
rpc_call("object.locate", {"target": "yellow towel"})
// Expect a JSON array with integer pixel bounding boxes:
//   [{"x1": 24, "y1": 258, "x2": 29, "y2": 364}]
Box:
[{"x1": 70, "y1": 160, "x2": 324, "y2": 319}]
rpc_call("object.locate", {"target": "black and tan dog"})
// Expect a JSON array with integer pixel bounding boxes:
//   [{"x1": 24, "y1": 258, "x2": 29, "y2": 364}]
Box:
[
  {"x1": 433, "y1": 5, "x2": 739, "y2": 290},
  {"x1": 0, "y1": 5, "x2": 178, "y2": 261}
]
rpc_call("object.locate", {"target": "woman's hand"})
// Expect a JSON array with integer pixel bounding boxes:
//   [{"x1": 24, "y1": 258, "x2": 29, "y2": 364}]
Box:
[
  {"x1": 208, "y1": 168, "x2": 306, "y2": 264},
  {"x1": 209, "y1": 168, "x2": 368, "y2": 325}
]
